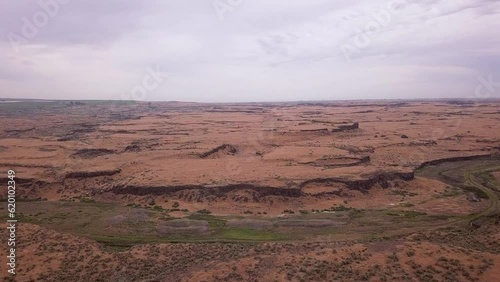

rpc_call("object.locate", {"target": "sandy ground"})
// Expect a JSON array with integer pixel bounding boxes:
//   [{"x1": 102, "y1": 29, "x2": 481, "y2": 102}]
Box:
[
  {"x1": 0, "y1": 102, "x2": 500, "y2": 203},
  {"x1": 1, "y1": 101, "x2": 498, "y2": 186},
  {"x1": 0, "y1": 100, "x2": 498, "y2": 215},
  {"x1": 0, "y1": 222, "x2": 499, "y2": 281},
  {"x1": 0, "y1": 100, "x2": 499, "y2": 281},
  {"x1": 492, "y1": 171, "x2": 500, "y2": 182}
]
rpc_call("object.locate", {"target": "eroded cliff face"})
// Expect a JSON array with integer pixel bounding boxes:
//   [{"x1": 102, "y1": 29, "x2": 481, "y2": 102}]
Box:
[
  {"x1": 5, "y1": 154, "x2": 498, "y2": 204},
  {"x1": 3, "y1": 169, "x2": 415, "y2": 201},
  {"x1": 416, "y1": 154, "x2": 495, "y2": 169},
  {"x1": 2, "y1": 101, "x2": 498, "y2": 205}
]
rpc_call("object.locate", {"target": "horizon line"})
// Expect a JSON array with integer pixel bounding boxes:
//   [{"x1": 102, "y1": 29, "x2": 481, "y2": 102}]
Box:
[{"x1": 1, "y1": 97, "x2": 499, "y2": 104}]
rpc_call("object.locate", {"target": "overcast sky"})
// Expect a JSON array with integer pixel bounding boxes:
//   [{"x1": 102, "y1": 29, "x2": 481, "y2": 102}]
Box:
[{"x1": 1, "y1": 0, "x2": 499, "y2": 102}]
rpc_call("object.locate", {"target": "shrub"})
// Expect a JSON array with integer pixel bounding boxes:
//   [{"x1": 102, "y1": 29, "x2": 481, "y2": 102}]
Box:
[
  {"x1": 406, "y1": 249, "x2": 416, "y2": 257},
  {"x1": 79, "y1": 197, "x2": 95, "y2": 203},
  {"x1": 196, "y1": 209, "x2": 212, "y2": 214}
]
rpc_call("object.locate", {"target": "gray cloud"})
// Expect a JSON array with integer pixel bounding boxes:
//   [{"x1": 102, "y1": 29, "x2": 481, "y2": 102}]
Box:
[{"x1": 0, "y1": 0, "x2": 499, "y2": 102}]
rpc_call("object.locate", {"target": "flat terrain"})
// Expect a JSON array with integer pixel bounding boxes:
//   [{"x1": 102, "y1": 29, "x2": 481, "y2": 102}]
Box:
[{"x1": 0, "y1": 100, "x2": 499, "y2": 281}]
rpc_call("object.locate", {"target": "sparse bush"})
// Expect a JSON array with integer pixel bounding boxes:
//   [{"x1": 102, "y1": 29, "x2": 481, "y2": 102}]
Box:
[
  {"x1": 325, "y1": 205, "x2": 351, "y2": 212},
  {"x1": 79, "y1": 197, "x2": 95, "y2": 203},
  {"x1": 196, "y1": 209, "x2": 212, "y2": 214},
  {"x1": 406, "y1": 249, "x2": 416, "y2": 257}
]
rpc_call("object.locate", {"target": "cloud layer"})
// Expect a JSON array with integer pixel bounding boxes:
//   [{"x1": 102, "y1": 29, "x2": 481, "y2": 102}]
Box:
[{"x1": 1, "y1": 0, "x2": 499, "y2": 102}]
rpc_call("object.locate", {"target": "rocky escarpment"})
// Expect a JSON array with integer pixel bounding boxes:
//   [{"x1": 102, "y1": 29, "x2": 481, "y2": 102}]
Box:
[
  {"x1": 64, "y1": 169, "x2": 122, "y2": 179},
  {"x1": 300, "y1": 171, "x2": 415, "y2": 191},
  {"x1": 109, "y1": 184, "x2": 303, "y2": 198},
  {"x1": 0, "y1": 177, "x2": 49, "y2": 199},
  {"x1": 416, "y1": 154, "x2": 494, "y2": 169},
  {"x1": 299, "y1": 128, "x2": 330, "y2": 134},
  {"x1": 15, "y1": 155, "x2": 496, "y2": 202},
  {"x1": 301, "y1": 156, "x2": 371, "y2": 168},
  {"x1": 332, "y1": 122, "x2": 359, "y2": 133},
  {"x1": 0, "y1": 177, "x2": 48, "y2": 186},
  {"x1": 199, "y1": 144, "x2": 237, "y2": 158},
  {"x1": 107, "y1": 170, "x2": 415, "y2": 199}
]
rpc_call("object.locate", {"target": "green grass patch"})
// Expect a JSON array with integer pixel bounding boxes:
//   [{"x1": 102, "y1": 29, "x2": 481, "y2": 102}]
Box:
[
  {"x1": 196, "y1": 209, "x2": 211, "y2": 214},
  {"x1": 187, "y1": 213, "x2": 226, "y2": 228},
  {"x1": 222, "y1": 229, "x2": 287, "y2": 241},
  {"x1": 386, "y1": 210, "x2": 427, "y2": 218}
]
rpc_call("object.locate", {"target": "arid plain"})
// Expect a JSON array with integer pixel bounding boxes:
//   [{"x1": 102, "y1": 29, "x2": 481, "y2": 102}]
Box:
[{"x1": 1, "y1": 100, "x2": 499, "y2": 281}]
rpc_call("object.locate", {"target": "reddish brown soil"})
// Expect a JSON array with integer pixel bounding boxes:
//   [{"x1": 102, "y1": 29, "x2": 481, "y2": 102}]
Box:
[
  {"x1": 492, "y1": 171, "x2": 500, "y2": 182},
  {"x1": 1, "y1": 222, "x2": 499, "y2": 281},
  {"x1": 1, "y1": 101, "x2": 498, "y2": 215},
  {"x1": 0, "y1": 100, "x2": 499, "y2": 281}
]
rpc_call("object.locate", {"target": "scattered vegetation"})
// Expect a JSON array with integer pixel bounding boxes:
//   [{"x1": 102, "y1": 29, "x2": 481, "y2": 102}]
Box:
[
  {"x1": 79, "y1": 197, "x2": 96, "y2": 203},
  {"x1": 196, "y1": 209, "x2": 212, "y2": 214},
  {"x1": 390, "y1": 190, "x2": 418, "y2": 197}
]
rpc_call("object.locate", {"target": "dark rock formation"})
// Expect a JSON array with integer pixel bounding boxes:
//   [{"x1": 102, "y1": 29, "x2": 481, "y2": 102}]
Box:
[
  {"x1": 108, "y1": 170, "x2": 414, "y2": 200},
  {"x1": 300, "y1": 128, "x2": 330, "y2": 134},
  {"x1": 332, "y1": 122, "x2": 359, "y2": 133},
  {"x1": 303, "y1": 156, "x2": 371, "y2": 168},
  {"x1": 64, "y1": 169, "x2": 122, "y2": 179},
  {"x1": 409, "y1": 140, "x2": 437, "y2": 146},
  {"x1": 124, "y1": 144, "x2": 141, "y2": 152},
  {"x1": 109, "y1": 184, "x2": 303, "y2": 198},
  {"x1": 199, "y1": 144, "x2": 237, "y2": 158},
  {"x1": 416, "y1": 154, "x2": 494, "y2": 169},
  {"x1": 300, "y1": 171, "x2": 415, "y2": 192}
]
